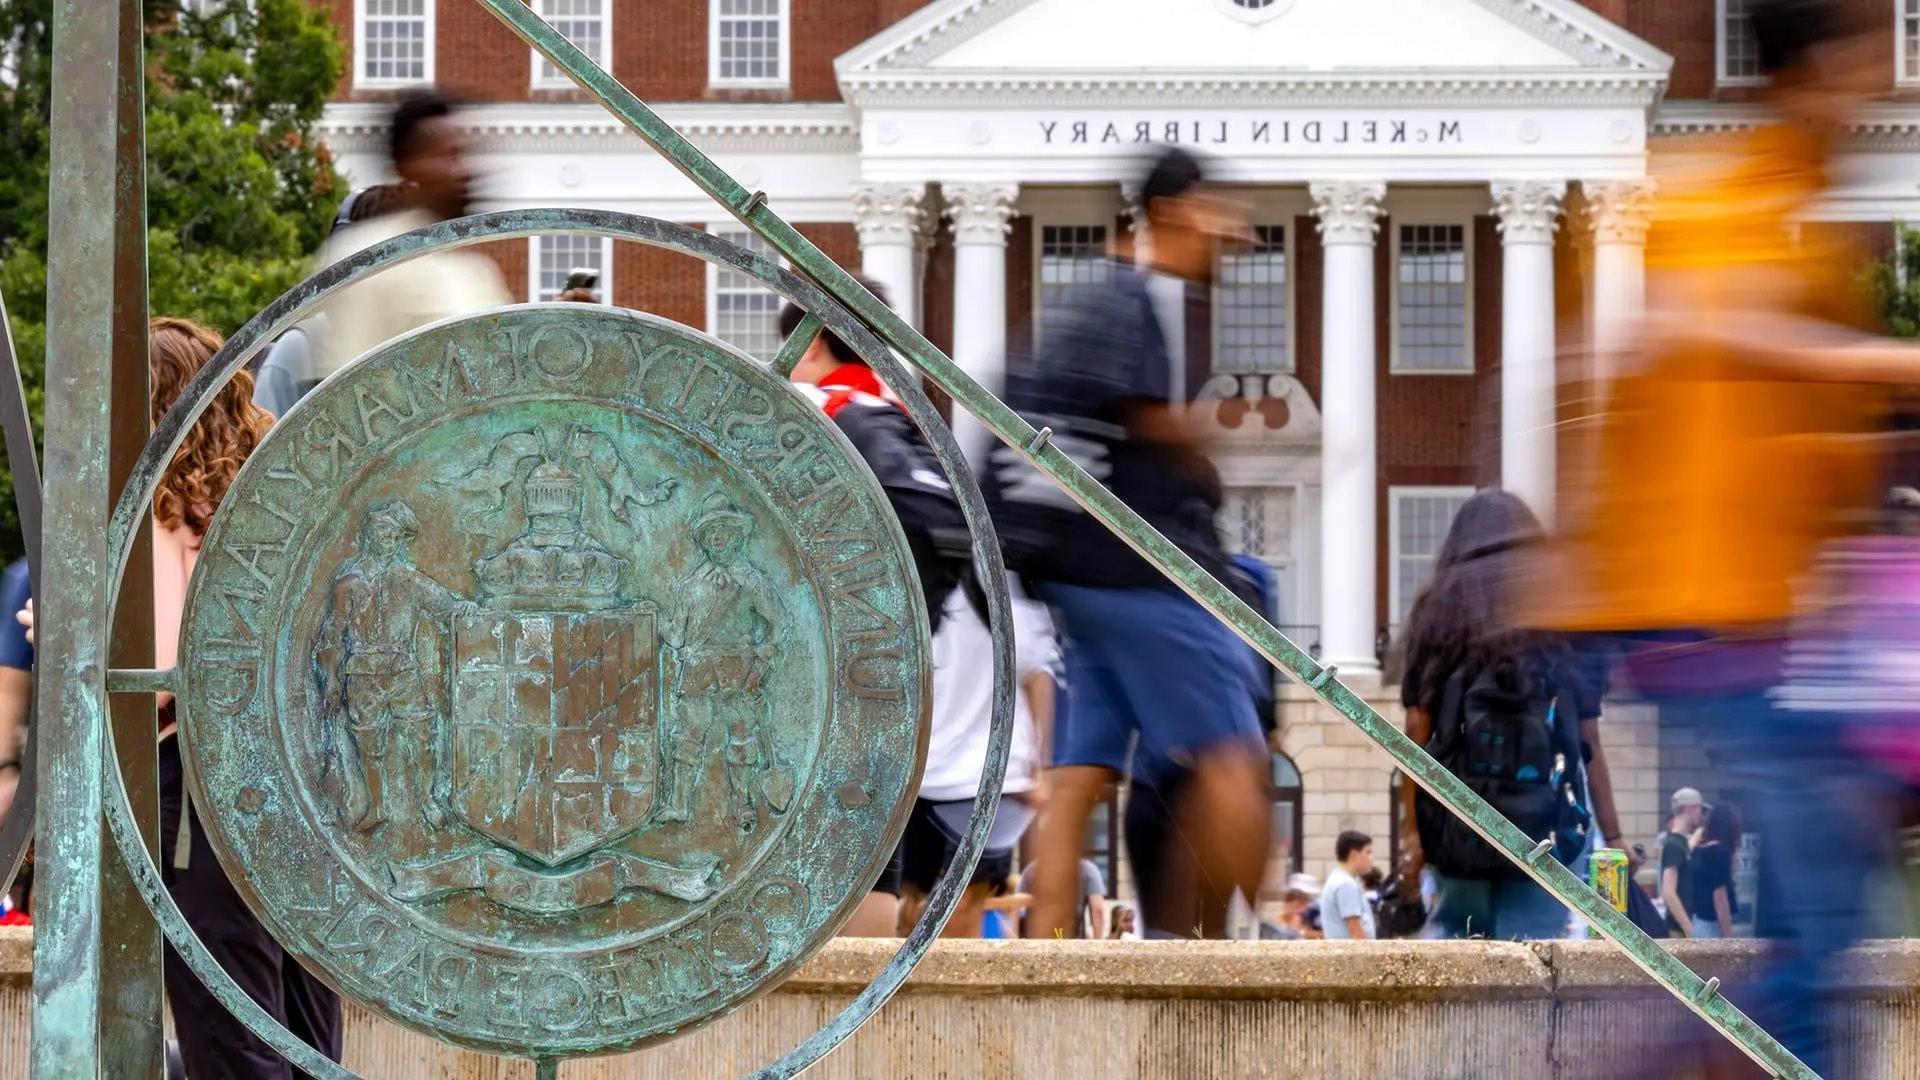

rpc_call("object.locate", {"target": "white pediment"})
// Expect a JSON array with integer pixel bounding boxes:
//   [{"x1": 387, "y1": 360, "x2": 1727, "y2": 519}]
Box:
[{"x1": 840, "y1": 0, "x2": 1670, "y2": 85}]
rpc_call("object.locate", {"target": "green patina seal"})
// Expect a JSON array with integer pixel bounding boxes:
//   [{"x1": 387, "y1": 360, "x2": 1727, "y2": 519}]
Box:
[{"x1": 176, "y1": 305, "x2": 929, "y2": 1058}]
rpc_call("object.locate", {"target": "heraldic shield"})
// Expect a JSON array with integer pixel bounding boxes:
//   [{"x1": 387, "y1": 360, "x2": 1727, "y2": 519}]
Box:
[{"x1": 450, "y1": 605, "x2": 661, "y2": 867}]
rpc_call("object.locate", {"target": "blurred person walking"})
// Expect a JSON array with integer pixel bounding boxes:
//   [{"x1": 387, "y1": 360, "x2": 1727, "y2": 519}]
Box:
[
  {"x1": 986, "y1": 147, "x2": 1269, "y2": 941},
  {"x1": 1401, "y1": 491, "x2": 1625, "y2": 941},
  {"x1": 1659, "y1": 787, "x2": 1707, "y2": 937},
  {"x1": 777, "y1": 279, "x2": 968, "y2": 936},
  {"x1": 303, "y1": 91, "x2": 508, "y2": 389},
  {"x1": 1531, "y1": 2, "x2": 1920, "y2": 1067},
  {"x1": 251, "y1": 183, "x2": 409, "y2": 417},
  {"x1": 896, "y1": 575, "x2": 1059, "y2": 938}
]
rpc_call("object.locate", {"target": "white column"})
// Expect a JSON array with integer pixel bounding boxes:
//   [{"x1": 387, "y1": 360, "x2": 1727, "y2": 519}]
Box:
[
  {"x1": 1310, "y1": 181, "x2": 1386, "y2": 677},
  {"x1": 1491, "y1": 181, "x2": 1566, "y2": 524},
  {"x1": 1585, "y1": 179, "x2": 1655, "y2": 382},
  {"x1": 945, "y1": 183, "x2": 1019, "y2": 463},
  {"x1": 852, "y1": 183, "x2": 926, "y2": 328}
]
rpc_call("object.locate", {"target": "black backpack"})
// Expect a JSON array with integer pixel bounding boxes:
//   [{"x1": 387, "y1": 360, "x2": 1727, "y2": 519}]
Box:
[{"x1": 1415, "y1": 658, "x2": 1590, "y2": 881}]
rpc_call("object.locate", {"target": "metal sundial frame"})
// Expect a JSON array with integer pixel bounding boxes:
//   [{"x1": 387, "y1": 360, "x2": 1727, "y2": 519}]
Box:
[{"x1": 18, "y1": 1, "x2": 1815, "y2": 1077}]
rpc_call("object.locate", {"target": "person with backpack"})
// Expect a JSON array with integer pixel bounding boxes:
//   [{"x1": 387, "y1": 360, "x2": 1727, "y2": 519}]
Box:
[
  {"x1": 776, "y1": 278, "x2": 969, "y2": 936},
  {"x1": 985, "y1": 147, "x2": 1270, "y2": 941},
  {"x1": 1399, "y1": 490, "x2": 1626, "y2": 940}
]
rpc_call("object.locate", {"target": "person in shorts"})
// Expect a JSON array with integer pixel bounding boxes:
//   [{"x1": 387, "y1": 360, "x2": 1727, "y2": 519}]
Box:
[
  {"x1": 898, "y1": 577, "x2": 1059, "y2": 937},
  {"x1": 986, "y1": 147, "x2": 1269, "y2": 939}
]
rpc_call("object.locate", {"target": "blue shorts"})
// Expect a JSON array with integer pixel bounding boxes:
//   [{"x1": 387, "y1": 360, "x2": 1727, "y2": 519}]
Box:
[{"x1": 1042, "y1": 584, "x2": 1266, "y2": 778}]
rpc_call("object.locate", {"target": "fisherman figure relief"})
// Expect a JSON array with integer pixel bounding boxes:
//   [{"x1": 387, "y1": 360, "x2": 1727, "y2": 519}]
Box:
[{"x1": 661, "y1": 494, "x2": 790, "y2": 832}]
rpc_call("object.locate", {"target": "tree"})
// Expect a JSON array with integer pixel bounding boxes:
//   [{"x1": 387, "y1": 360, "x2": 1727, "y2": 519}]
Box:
[
  {"x1": 1863, "y1": 222, "x2": 1920, "y2": 339},
  {"x1": 0, "y1": 0, "x2": 345, "y2": 561}
]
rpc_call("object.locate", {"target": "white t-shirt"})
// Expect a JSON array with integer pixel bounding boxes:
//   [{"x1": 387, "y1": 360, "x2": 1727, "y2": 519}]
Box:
[
  {"x1": 917, "y1": 584, "x2": 1060, "y2": 802},
  {"x1": 313, "y1": 210, "x2": 512, "y2": 378}
]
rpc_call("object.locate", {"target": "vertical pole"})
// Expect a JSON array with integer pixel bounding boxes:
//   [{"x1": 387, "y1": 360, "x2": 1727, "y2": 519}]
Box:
[
  {"x1": 34, "y1": 0, "x2": 128, "y2": 1073},
  {"x1": 99, "y1": 0, "x2": 160, "y2": 1070}
]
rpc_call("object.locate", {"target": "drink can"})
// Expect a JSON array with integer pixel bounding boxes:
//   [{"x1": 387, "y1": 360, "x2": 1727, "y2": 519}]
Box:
[{"x1": 1590, "y1": 848, "x2": 1630, "y2": 914}]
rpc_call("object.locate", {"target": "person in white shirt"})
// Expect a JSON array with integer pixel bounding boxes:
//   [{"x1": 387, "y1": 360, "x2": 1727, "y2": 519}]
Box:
[
  {"x1": 893, "y1": 577, "x2": 1060, "y2": 938},
  {"x1": 1319, "y1": 831, "x2": 1377, "y2": 941},
  {"x1": 303, "y1": 91, "x2": 509, "y2": 391}
]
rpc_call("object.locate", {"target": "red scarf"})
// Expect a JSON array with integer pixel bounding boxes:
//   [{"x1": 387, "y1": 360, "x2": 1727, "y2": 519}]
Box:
[{"x1": 816, "y1": 363, "x2": 891, "y2": 418}]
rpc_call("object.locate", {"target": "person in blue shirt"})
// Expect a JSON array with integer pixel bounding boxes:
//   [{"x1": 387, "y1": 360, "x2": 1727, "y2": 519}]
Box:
[{"x1": 0, "y1": 558, "x2": 30, "y2": 827}]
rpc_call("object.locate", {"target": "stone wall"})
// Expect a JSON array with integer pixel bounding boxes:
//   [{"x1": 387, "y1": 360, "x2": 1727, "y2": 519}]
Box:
[
  {"x1": 3, "y1": 931, "x2": 1916, "y2": 1077},
  {"x1": 1275, "y1": 682, "x2": 1669, "y2": 885}
]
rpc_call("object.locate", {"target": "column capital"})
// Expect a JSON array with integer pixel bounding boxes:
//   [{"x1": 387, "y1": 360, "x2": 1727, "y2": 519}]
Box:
[
  {"x1": 1490, "y1": 181, "x2": 1567, "y2": 245},
  {"x1": 851, "y1": 182, "x2": 927, "y2": 248},
  {"x1": 1584, "y1": 178, "x2": 1657, "y2": 246},
  {"x1": 944, "y1": 183, "x2": 1020, "y2": 245},
  {"x1": 1309, "y1": 182, "x2": 1387, "y2": 246}
]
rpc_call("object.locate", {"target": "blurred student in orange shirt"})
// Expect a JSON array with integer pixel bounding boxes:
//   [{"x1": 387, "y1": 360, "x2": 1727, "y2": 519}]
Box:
[{"x1": 1532, "y1": 2, "x2": 1919, "y2": 1071}]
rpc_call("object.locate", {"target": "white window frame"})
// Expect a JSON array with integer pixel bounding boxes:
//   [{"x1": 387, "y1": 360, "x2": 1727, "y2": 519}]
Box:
[
  {"x1": 1212, "y1": 223, "x2": 1296, "y2": 375},
  {"x1": 705, "y1": 224, "x2": 786, "y2": 359},
  {"x1": 1900, "y1": 0, "x2": 1920, "y2": 86},
  {"x1": 528, "y1": 235, "x2": 615, "y2": 304},
  {"x1": 1389, "y1": 219, "x2": 1474, "y2": 376},
  {"x1": 530, "y1": 0, "x2": 612, "y2": 89},
  {"x1": 353, "y1": 0, "x2": 435, "y2": 90},
  {"x1": 1715, "y1": 0, "x2": 1766, "y2": 88},
  {"x1": 708, "y1": 0, "x2": 791, "y2": 90},
  {"x1": 1023, "y1": 187, "x2": 1125, "y2": 323},
  {"x1": 1388, "y1": 485, "x2": 1475, "y2": 630}
]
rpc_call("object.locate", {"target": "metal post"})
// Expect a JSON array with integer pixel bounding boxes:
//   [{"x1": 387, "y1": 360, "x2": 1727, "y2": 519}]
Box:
[
  {"x1": 99, "y1": 0, "x2": 161, "y2": 1068},
  {"x1": 33, "y1": 0, "x2": 129, "y2": 1072}
]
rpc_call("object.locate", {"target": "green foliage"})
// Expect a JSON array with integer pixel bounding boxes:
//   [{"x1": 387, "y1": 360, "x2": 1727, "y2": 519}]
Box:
[
  {"x1": 1863, "y1": 222, "x2": 1920, "y2": 340},
  {"x1": 0, "y1": 0, "x2": 345, "y2": 562}
]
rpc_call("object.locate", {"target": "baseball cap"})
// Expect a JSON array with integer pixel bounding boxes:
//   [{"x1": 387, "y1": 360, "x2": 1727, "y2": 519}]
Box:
[{"x1": 1671, "y1": 787, "x2": 1708, "y2": 811}]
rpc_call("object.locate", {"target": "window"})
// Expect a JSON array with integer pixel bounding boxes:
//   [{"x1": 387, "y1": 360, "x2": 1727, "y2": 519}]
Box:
[
  {"x1": 1221, "y1": 486, "x2": 1293, "y2": 573},
  {"x1": 1389, "y1": 487, "x2": 1474, "y2": 629},
  {"x1": 1269, "y1": 752, "x2": 1303, "y2": 881},
  {"x1": 1903, "y1": 0, "x2": 1920, "y2": 83},
  {"x1": 531, "y1": 0, "x2": 609, "y2": 87},
  {"x1": 1038, "y1": 224, "x2": 1110, "y2": 324},
  {"x1": 355, "y1": 0, "x2": 432, "y2": 87},
  {"x1": 710, "y1": 0, "x2": 788, "y2": 88},
  {"x1": 1215, "y1": 225, "x2": 1289, "y2": 373},
  {"x1": 1393, "y1": 224, "x2": 1469, "y2": 373},
  {"x1": 1717, "y1": 0, "x2": 1763, "y2": 84},
  {"x1": 530, "y1": 235, "x2": 611, "y2": 303},
  {"x1": 708, "y1": 227, "x2": 784, "y2": 359}
]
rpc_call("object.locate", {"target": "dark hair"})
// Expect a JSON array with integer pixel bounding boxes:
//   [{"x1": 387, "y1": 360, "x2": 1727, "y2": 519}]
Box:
[
  {"x1": 1398, "y1": 489, "x2": 1563, "y2": 714},
  {"x1": 776, "y1": 275, "x2": 892, "y2": 367},
  {"x1": 333, "y1": 183, "x2": 407, "y2": 232},
  {"x1": 1749, "y1": 0, "x2": 1863, "y2": 77},
  {"x1": 389, "y1": 89, "x2": 452, "y2": 167},
  {"x1": 1335, "y1": 831, "x2": 1372, "y2": 863},
  {"x1": 1139, "y1": 147, "x2": 1206, "y2": 216},
  {"x1": 1702, "y1": 803, "x2": 1743, "y2": 849}
]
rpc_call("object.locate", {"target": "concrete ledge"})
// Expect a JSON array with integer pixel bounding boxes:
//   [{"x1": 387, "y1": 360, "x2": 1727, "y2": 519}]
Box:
[{"x1": 2, "y1": 928, "x2": 1915, "y2": 1076}]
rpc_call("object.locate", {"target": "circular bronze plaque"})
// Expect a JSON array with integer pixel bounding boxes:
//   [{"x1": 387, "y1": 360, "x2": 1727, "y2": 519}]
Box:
[{"x1": 177, "y1": 306, "x2": 930, "y2": 1057}]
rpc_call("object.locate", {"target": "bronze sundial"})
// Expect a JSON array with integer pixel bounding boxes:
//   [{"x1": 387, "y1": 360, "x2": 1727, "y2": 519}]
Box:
[{"x1": 175, "y1": 305, "x2": 930, "y2": 1057}]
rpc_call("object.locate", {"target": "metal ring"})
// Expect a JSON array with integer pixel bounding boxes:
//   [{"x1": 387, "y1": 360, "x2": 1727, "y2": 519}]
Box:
[
  {"x1": 96, "y1": 209, "x2": 1014, "y2": 1077},
  {"x1": 0, "y1": 288, "x2": 42, "y2": 900}
]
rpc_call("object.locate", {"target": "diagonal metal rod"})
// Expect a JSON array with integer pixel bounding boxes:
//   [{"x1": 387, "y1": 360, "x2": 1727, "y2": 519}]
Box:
[{"x1": 478, "y1": 3, "x2": 1812, "y2": 1076}]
